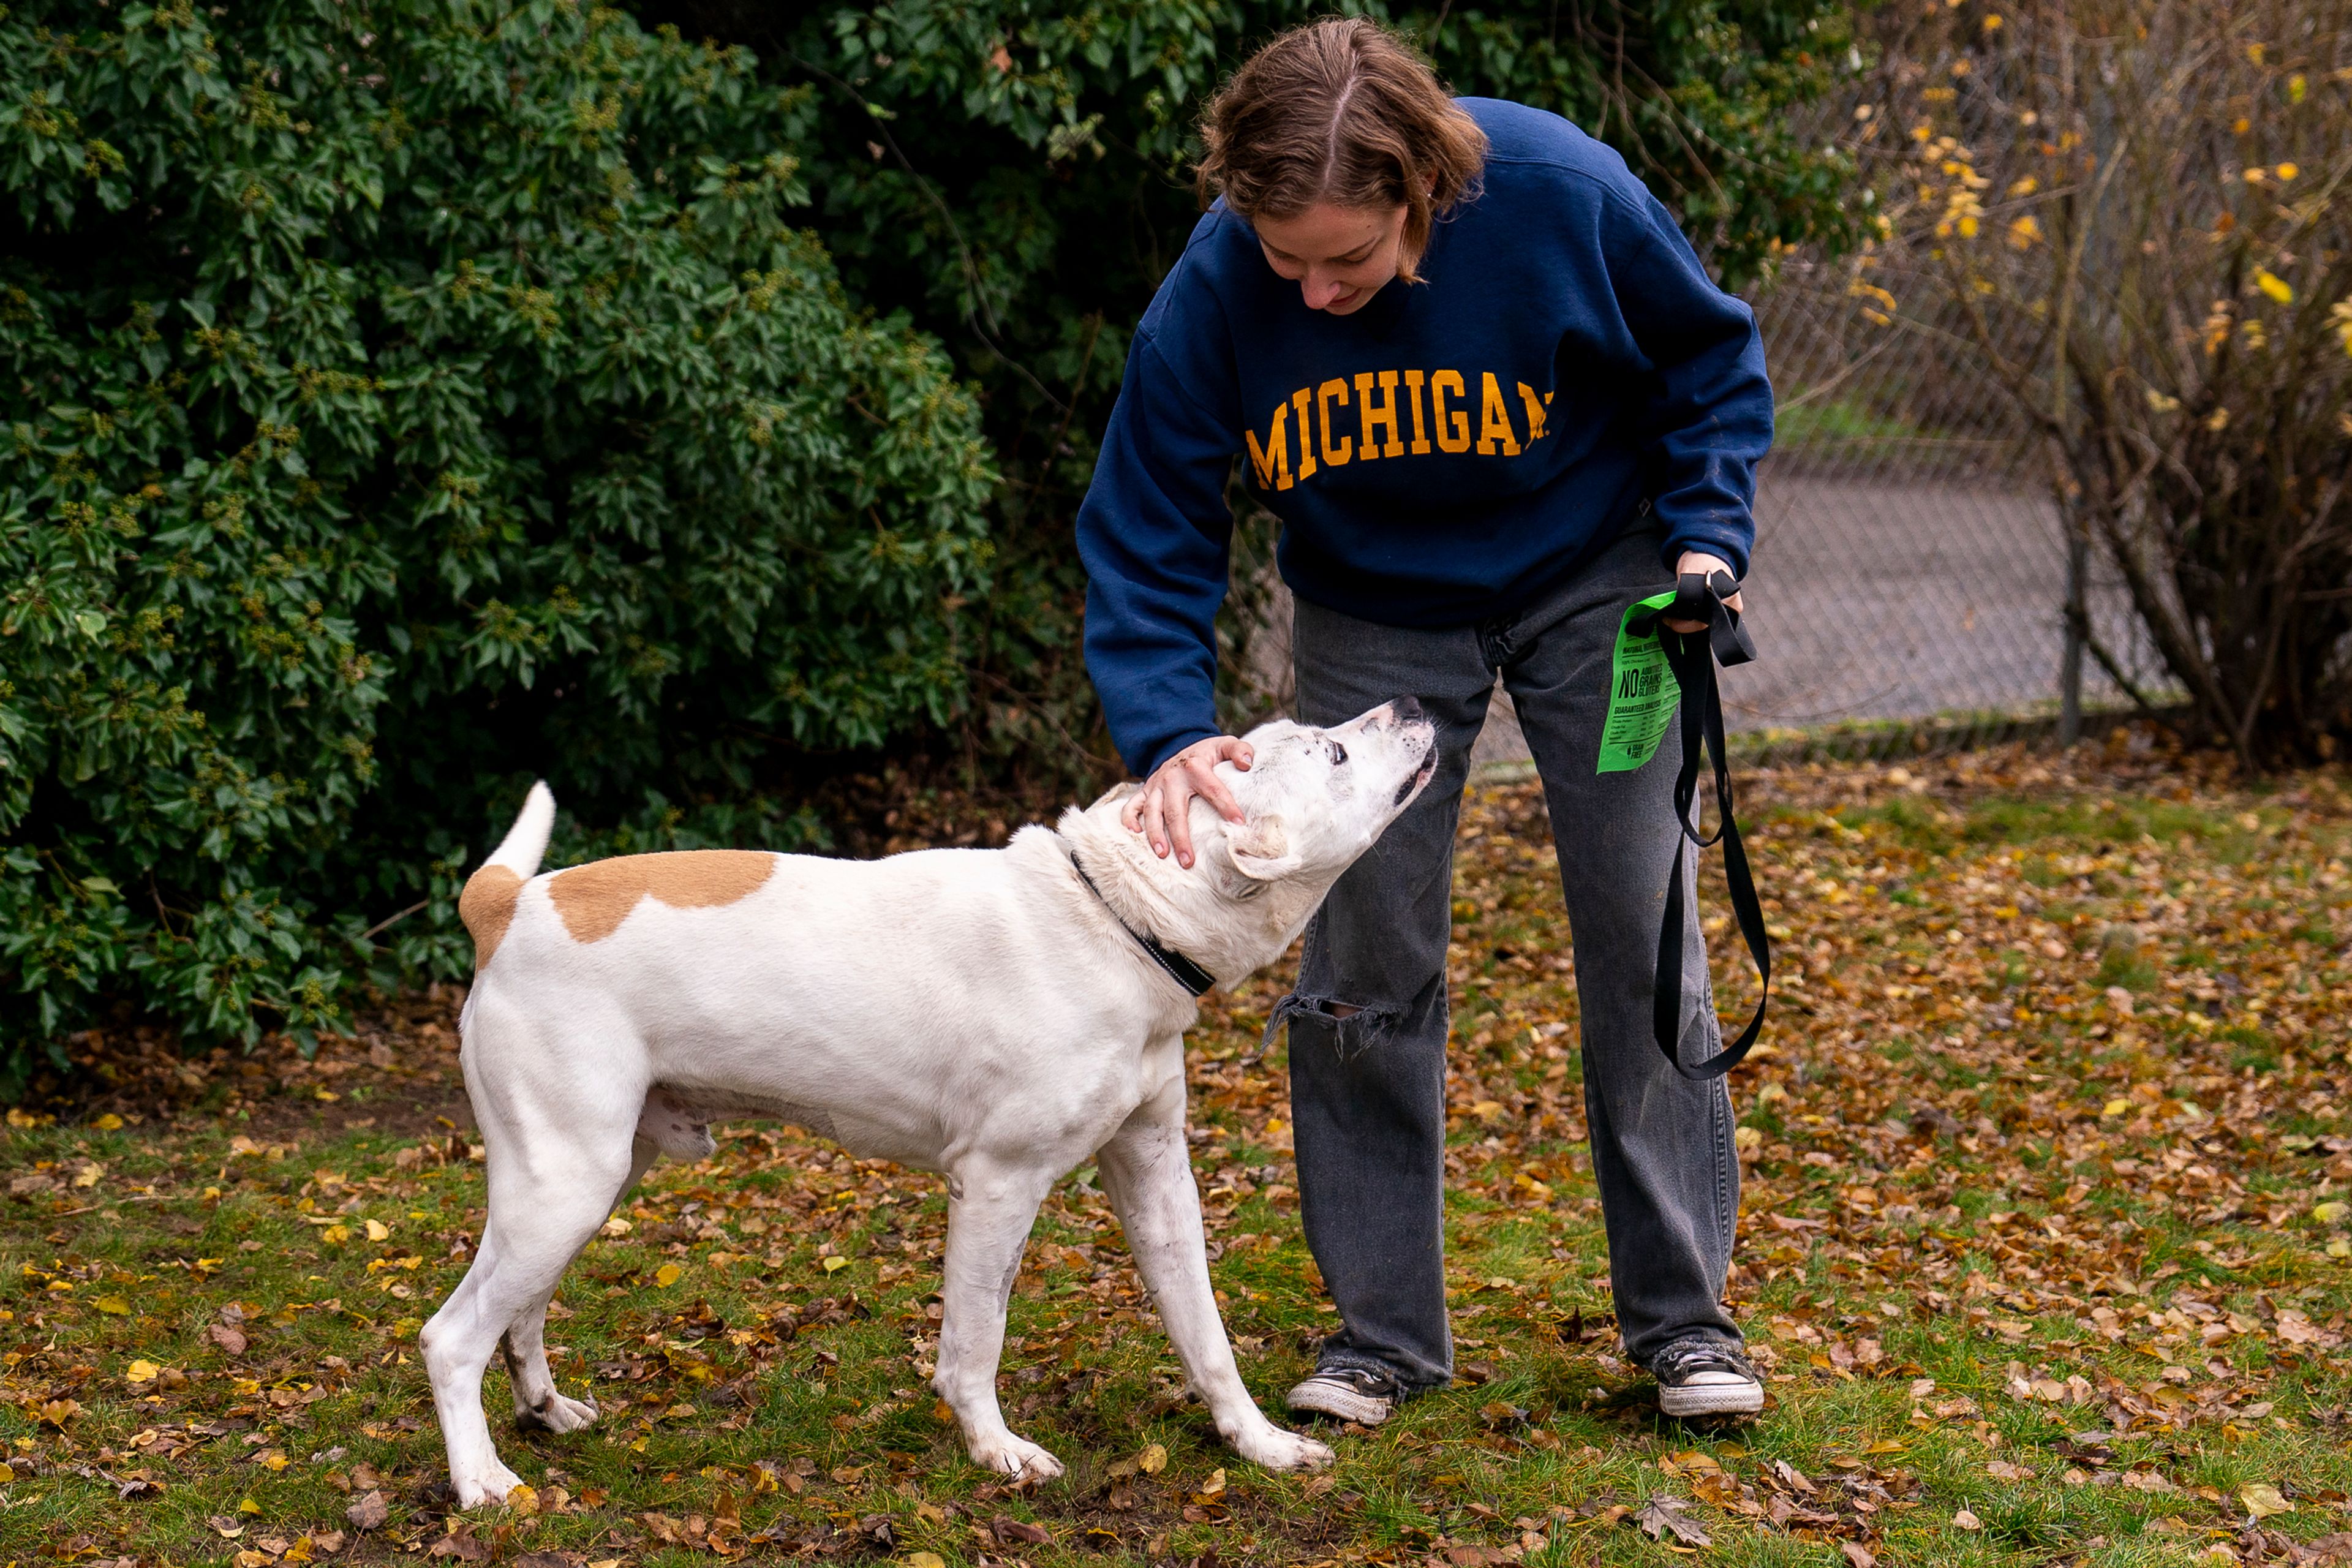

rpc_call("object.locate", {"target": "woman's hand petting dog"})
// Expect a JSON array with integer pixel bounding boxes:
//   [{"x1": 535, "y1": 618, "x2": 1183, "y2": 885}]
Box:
[{"x1": 1124, "y1": 734, "x2": 1254, "y2": 869}]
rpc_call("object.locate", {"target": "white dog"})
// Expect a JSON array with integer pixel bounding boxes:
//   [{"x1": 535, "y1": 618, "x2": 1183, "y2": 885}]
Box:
[{"x1": 422, "y1": 699, "x2": 1438, "y2": 1506}]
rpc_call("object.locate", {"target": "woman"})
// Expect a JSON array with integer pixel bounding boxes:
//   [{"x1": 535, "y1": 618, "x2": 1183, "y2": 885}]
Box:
[{"x1": 1075, "y1": 17, "x2": 1768, "y2": 1424}]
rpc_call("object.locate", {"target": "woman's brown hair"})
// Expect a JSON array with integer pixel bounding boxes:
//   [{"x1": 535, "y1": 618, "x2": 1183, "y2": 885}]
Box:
[{"x1": 1196, "y1": 17, "x2": 1487, "y2": 284}]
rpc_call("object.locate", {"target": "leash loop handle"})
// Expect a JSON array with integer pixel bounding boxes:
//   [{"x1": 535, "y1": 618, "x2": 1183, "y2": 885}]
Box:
[{"x1": 1651, "y1": 571, "x2": 1770, "y2": 1082}]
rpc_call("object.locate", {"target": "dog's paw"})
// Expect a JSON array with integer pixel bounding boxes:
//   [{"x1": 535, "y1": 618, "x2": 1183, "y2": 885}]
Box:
[
  {"x1": 1230, "y1": 1423, "x2": 1336, "y2": 1472},
  {"x1": 452, "y1": 1460, "x2": 529, "y2": 1510},
  {"x1": 516, "y1": 1392, "x2": 599, "y2": 1434},
  {"x1": 970, "y1": 1433, "x2": 1065, "y2": 1483}
]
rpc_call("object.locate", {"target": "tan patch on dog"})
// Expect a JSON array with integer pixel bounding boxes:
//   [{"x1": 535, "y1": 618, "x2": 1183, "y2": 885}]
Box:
[
  {"x1": 459, "y1": 865, "x2": 524, "y2": 970},
  {"x1": 548, "y1": 851, "x2": 778, "y2": 944}
]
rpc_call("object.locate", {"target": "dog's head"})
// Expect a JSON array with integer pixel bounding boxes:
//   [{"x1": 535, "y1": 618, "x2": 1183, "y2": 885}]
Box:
[
  {"x1": 1202, "y1": 698, "x2": 1439, "y2": 891},
  {"x1": 1057, "y1": 699, "x2": 1438, "y2": 985}
]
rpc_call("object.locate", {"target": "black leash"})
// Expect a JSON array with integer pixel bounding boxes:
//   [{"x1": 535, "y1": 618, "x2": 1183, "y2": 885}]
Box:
[
  {"x1": 1068, "y1": 853, "x2": 1217, "y2": 997},
  {"x1": 1632, "y1": 570, "x2": 1771, "y2": 1080}
]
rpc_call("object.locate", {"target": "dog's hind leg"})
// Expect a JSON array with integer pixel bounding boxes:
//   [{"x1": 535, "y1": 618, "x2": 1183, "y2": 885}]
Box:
[
  {"x1": 932, "y1": 1156, "x2": 1063, "y2": 1482},
  {"x1": 499, "y1": 1136, "x2": 658, "y2": 1433},
  {"x1": 424, "y1": 1134, "x2": 636, "y2": 1508},
  {"x1": 1098, "y1": 1079, "x2": 1333, "y2": 1472}
]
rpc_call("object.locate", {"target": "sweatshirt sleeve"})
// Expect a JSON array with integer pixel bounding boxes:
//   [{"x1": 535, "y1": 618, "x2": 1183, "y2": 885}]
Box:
[
  {"x1": 1077, "y1": 327, "x2": 1242, "y2": 778},
  {"x1": 1599, "y1": 189, "x2": 1774, "y2": 579}
]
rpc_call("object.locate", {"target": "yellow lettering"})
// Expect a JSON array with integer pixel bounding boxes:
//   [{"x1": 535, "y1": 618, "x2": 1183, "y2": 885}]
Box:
[
  {"x1": 1354, "y1": 371, "x2": 1404, "y2": 460},
  {"x1": 1316, "y1": 379, "x2": 1353, "y2": 467},
  {"x1": 1246, "y1": 402, "x2": 1292, "y2": 491},
  {"x1": 1477, "y1": 372, "x2": 1521, "y2": 456},
  {"x1": 1517, "y1": 382, "x2": 1549, "y2": 444},
  {"x1": 1404, "y1": 370, "x2": 1430, "y2": 454},
  {"x1": 1291, "y1": 388, "x2": 1318, "y2": 483},
  {"x1": 1431, "y1": 370, "x2": 1471, "y2": 454}
]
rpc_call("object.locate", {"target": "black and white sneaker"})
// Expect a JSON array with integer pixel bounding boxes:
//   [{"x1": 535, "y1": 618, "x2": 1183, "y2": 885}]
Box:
[
  {"x1": 1648, "y1": 1336, "x2": 1764, "y2": 1418},
  {"x1": 1284, "y1": 1365, "x2": 1403, "y2": 1426}
]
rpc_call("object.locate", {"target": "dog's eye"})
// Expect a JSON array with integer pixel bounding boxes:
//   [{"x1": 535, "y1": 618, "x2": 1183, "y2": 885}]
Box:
[{"x1": 1328, "y1": 742, "x2": 1348, "y2": 766}]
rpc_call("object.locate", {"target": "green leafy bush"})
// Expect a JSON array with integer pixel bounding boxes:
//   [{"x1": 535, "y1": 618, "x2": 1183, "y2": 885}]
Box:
[{"x1": 0, "y1": 0, "x2": 993, "y2": 1073}]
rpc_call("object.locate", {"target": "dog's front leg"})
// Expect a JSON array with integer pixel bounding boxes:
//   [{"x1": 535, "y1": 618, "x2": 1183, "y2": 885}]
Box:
[
  {"x1": 933, "y1": 1158, "x2": 1063, "y2": 1482},
  {"x1": 1097, "y1": 1084, "x2": 1334, "y2": 1472}
]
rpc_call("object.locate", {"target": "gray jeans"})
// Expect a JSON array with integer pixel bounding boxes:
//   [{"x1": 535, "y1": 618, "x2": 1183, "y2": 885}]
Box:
[{"x1": 1272, "y1": 523, "x2": 1741, "y2": 1388}]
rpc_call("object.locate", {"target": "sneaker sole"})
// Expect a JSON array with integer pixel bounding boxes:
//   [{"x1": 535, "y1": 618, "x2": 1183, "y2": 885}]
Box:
[
  {"x1": 1658, "y1": 1382, "x2": 1764, "y2": 1418},
  {"x1": 1286, "y1": 1384, "x2": 1395, "y2": 1426}
]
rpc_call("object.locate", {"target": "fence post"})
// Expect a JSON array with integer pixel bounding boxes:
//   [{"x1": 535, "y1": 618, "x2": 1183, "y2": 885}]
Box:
[{"x1": 2059, "y1": 511, "x2": 2087, "y2": 747}]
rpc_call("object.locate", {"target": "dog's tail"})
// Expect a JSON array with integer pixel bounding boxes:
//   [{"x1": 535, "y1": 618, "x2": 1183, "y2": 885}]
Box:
[{"x1": 459, "y1": 782, "x2": 556, "y2": 970}]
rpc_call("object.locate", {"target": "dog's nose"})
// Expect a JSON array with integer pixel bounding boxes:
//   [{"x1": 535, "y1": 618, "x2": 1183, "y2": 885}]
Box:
[{"x1": 1386, "y1": 695, "x2": 1426, "y2": 726}]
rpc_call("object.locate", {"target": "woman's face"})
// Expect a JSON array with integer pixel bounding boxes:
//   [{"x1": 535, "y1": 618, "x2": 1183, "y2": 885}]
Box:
[{"x1": 1252, "y1": 202, "x2": 1410, "y2": 315}]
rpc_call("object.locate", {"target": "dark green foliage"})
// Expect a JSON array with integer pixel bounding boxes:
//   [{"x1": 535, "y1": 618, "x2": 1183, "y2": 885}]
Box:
[{"x1": 0, "y1": 0, "x2": 993, "y2": 1070}]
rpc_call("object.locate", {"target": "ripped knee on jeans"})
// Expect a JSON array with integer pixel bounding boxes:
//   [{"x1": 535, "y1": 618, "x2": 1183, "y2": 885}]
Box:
[{"x1": 1258, "y1": 991, "x2": 1404, "y2": 1059}]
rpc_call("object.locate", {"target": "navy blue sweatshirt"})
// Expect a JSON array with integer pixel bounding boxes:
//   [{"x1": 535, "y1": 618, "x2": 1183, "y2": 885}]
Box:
[{"x1": 1076, "y1": 98, "x2": 1773, "y2": 778}]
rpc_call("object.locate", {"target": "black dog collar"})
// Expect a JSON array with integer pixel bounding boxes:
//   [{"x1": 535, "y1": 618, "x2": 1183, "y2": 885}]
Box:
[{"x1": 1068, "y1": 853, "x2": 1216, "y2": 997}]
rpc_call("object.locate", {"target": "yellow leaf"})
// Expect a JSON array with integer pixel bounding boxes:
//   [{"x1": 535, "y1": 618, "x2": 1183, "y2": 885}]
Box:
[
  {"x1": 72, "y1": 1164, "x2": 102, "y2": 1188},
  {"x1": 320, "y1": 1224, "x2": 350, "y2": 1245},
  {"x1": 2276, "y1": 162, "x2": 2299, "y2": 181},
  {"x1": 2101, "y1": 1099, "x2": 2129, "y2": 1117},
  {"x1": 1137, "y1": 1442, "x2": 1168, "y2": 1475},
  {"x1": 365, "y1": 1219, "x2": 391, "y2": 1242},
  {"x1": 239, "y1": 1497, "x2": 263, "y2": 1515},
  {"x1": 95, "y1": 1296, "x2": 129, "y2": 1316},
  {"x1": 2255, "y1": 270, "x2": 2294, "y2": 304},
  {"x1": 1957, "y1": 215, "x2": 1979, "y2": 239},
  {"x1": 654, "y1": 1263, "x2": 683, "y2": 1287},
  {"x1": 822, "y1": 1256, "x2": 849, "y2": 1273},
  {"x1": 2312, "y1": 1200, "x2": 2348, "y2": 1224},
  {"x1": 507, "y1": 1483, "x2": 540, "y2": 1515},
  {"x1": 126, "y1": 1359, "x2": 160, "y2": 1385},
  {"x1": 2241, "y1": 1482, "x2": 2293, "y2": 1518},
  {"x1": 92, "y1": 1114, "x2": 123, "y2": 1132},
  {"x1": 905, "y1": 1556, "x2": 948, "y2": 1568}
]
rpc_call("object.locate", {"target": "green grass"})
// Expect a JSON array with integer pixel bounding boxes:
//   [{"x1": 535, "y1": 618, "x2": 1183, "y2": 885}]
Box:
[
  {"x1": 1771, "y1": 396, "x2": 1936, "y2": 450},
  {"x1": 2, "y1": 760, "x2": 2350, "y2": 1567}
]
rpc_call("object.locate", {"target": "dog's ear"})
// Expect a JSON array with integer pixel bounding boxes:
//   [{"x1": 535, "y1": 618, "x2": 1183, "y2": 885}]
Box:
[{"x1": 1226, "y1": 815, "x2": 1302, "y2": 882}]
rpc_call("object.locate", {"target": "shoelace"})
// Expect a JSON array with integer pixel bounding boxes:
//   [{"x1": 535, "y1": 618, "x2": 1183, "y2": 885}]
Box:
[
  {"x1": 1649, "y1": 1341, "x2": 1755, "y2": 1382},
  {"x1": 1311, "y1": 1368, "x2": 1401, "y2": 1397}
]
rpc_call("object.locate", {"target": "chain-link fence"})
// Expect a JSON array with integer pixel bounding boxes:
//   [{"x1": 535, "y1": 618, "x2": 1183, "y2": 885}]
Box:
[{"x1": 1715, "y1": 249, "x2": 2180, "y2": 765}]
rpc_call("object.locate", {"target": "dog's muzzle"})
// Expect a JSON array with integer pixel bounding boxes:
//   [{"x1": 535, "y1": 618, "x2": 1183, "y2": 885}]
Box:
[{"x1": 1392, "y1": 726, "x2": 1439, "y2": 805}]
